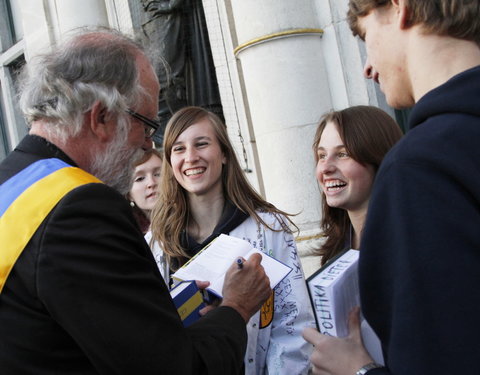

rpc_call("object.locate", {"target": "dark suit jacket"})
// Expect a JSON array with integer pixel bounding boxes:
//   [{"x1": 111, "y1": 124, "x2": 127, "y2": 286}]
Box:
[{"x1": 0, "y1": 135, "x2": 246, "y2": 374}]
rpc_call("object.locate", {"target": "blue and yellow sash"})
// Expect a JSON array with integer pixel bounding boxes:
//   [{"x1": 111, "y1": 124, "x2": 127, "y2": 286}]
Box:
[{"x1": 0, "y1": 158, "x2": 102, "y2": 293}]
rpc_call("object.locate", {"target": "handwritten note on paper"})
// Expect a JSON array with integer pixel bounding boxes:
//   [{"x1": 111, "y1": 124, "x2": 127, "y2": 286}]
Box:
[{"x1": 172, "y1": 234, "x2": 292, "y2": 298}]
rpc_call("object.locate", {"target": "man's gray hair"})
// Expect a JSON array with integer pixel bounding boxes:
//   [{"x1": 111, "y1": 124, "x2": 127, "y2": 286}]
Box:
[{"x1": 18, "y1": 28, "x2": 149, "y2": 142}]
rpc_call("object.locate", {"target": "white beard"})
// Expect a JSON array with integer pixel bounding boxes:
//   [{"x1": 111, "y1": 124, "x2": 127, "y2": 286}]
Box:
[{"x1": 91, "y1": 130, "x2": 144, "y2": 195}]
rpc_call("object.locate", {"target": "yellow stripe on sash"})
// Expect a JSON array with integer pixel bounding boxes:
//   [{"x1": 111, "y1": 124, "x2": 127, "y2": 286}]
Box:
[{"x1": 0, "y1": 167, "x2": 101, "y2": 293}]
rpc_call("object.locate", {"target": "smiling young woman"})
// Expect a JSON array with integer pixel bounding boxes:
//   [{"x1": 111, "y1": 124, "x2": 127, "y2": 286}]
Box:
[
  {"x1": 313, "y1": 105, "x2": 402, "y2": 265},
  {"x1": 151, "y1": 106, "x2": 315, "y2": 375}
]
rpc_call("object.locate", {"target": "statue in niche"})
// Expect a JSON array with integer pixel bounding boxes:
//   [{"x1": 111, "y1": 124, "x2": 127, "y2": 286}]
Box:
[{"x1": 141, "y1": 0, "x2": 224, "y2": 144}]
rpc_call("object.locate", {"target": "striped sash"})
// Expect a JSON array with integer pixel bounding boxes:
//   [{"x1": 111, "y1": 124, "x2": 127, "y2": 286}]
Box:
[{"x1": 0, "y1": 158, "x2": 102, "y2": 293}]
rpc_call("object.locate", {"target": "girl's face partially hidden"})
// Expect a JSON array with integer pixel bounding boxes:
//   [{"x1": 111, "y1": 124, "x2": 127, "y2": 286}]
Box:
[
  {"x1": 315, "y1": 121, "x2": 375, "y2": 214},
  {"x1": 129, "y1": 154, "x2": 162, "y2": 213},
  {"x1": 170, "y1": 118, "x2": 226, "y2": 198}
]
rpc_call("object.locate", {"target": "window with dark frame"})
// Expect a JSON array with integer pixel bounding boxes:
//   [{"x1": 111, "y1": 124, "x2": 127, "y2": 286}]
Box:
[
  {"x1": 0, "y1": 0, "x2": 26, "y2": 160},
  {"x1": 5, "y1": 0, "x2": 24, "y2": 45},
  {"x1": 0, "y1": 85, "x2": 9, "y2": 159}
]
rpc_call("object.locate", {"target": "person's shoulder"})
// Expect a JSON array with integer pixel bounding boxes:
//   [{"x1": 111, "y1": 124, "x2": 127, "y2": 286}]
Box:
[
  {"x1": 254, "y1": 210, "x2": 278, "y2": 225},
  {"x1": 405, "y1": 71, "x2": 480, "y2": 151},
  {"x1": 254, "y1": 210, "x2": 292, "y2": 234},
  {"x1": 387, "y1": 111, "x2": 480, "y2": 166},
  {"x1": 55, "y1": 182, "x2": 132, "y2": 218},
  {"x1": 64, "y1": 182, "x2": 123, "y2": 202},
  {"x1": 41, "y1": 182, "x2": 144, "y2": 251}
]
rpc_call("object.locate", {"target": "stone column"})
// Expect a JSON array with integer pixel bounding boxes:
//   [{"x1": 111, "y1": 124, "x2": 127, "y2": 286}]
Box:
[
  {"x1": 53, "y1": 0, "x2": 109, "y2": 37},
  {"x1": 228, "y1": 0, "x2": 332, "y2": 248}
]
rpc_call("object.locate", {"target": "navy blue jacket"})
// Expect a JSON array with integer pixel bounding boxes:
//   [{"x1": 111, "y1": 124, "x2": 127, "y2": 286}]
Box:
[{"x1": 360, "y1": 65, "x2": 480, "y2": 375}]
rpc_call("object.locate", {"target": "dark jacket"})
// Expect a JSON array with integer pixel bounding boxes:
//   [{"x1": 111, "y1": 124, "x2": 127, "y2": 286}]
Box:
[
  {"x1": 360, "y1": 65, "x2": 480, "y2": 374},
  {"x1": 0, "y1": 135, "x2": 247, "y2": 374},
  {"x1": 181, "y1": 201, "x2": 249, "y2": 254}
]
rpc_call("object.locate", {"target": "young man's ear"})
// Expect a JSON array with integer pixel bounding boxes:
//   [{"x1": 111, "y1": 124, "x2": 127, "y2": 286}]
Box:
[
  {"x1": 393, "y1": 0, "x2": 410, "y2": 29},
  {"x1": 88, "y1": 101, "x2": 115, "y2": 142}
]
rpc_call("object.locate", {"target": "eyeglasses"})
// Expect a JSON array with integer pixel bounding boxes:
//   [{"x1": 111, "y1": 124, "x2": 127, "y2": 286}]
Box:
[{"x1": 126, "y1": 109, "x2": 160, "y2": 138}]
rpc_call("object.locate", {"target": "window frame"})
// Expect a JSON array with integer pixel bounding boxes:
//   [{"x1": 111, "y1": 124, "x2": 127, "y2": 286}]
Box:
[{"x1": 0, "y1": 0, "x2": 26, "y2": 159}]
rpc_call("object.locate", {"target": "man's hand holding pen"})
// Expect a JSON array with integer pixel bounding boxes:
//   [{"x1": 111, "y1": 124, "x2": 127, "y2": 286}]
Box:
[{"x1": 221, "y1": 253, "x2": 271, "y2": 322}]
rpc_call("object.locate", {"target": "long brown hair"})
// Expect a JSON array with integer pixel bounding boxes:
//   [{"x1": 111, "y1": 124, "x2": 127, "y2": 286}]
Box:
[
  {"x1": 313, "y1": 106, "x2": 403, "y2": 265},
  {"x1": 151, "y1": 106, "x2": 297, "y2": 265}
]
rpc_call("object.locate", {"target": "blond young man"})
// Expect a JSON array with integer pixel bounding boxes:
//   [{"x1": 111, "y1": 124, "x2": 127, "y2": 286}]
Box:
[{"x1": 303, "y1": 1, "x2": 480, "y2": 374}]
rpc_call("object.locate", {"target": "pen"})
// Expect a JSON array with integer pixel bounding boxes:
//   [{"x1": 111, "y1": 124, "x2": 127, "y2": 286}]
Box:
[{"x1": 236, "y1": 258, "x2": 244, "y2": 269}]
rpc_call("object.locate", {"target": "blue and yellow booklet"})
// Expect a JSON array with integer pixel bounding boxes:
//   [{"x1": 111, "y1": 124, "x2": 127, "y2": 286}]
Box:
[{"x1": 169, "y1": 280, "x2": 206, "y2": 327}]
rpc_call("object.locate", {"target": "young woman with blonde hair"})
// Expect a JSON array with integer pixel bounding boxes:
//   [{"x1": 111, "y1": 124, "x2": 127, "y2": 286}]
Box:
[{"x1": 151, "y1": 106, "x2": 314, "y2": 375}]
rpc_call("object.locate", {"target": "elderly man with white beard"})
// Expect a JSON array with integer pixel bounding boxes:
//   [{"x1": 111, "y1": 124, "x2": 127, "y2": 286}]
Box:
[{"x1": 0, "y1": 28, "x2": 271, "y2": 375}]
